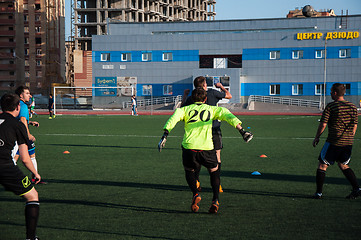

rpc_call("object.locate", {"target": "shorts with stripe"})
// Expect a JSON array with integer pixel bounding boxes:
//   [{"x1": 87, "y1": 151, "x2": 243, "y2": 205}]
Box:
[
  {"x1": 318, "y1": 142, "x2": 352, "y2": 166},
  {"x1": 0, "y1": 164, "x2": 34, "y2": 196},
  {"x1": 182, "y1": 147, "x2": 218, "y2": 170},
  {"x1": 212, "y1": 127, "x2": 223, "y2": 150}
]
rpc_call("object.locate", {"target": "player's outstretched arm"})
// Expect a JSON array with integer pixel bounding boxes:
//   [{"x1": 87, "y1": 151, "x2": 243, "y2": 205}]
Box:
[
  {"x1": 236, "y1": 124, "x2": 253, "y2": 143},
  {"x1": 158, "y1": 130, "x2": 169, "y2": 152}
]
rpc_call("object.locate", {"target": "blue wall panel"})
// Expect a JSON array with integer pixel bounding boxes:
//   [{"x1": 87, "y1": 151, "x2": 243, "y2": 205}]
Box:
[{"x1": 243, "y1": 46, "x2": 361, "y2": 60}]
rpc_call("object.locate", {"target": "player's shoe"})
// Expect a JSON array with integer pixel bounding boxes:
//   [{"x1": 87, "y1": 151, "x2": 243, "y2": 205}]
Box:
[
  {"x1": 208, "y1": 199, "x2": 219, "y2": 214},
  {"x1": 48, "y1": 117, "x2": 52, "y2": 120},
  {"x1": 346, "y1": 188, "x2": 361, "y2": 199},
  {"x1": 191, "y1": 193, "x2": 201, "y2": 213},
  {"x1": 26, "y1": 236, "x2": 39, "y2": 240},
  {"x1": 196, "y1": 180, "x2": 202, "y2": 192},
  {"x1": 312, "y1": 192, "x2": 322, "y2": 199},
  {"x1": 219, "y1": 185, "x2": 223, "y2": 193},
  {"x1": 52, "y1": 115, "x2": 56, "y2": 119}
]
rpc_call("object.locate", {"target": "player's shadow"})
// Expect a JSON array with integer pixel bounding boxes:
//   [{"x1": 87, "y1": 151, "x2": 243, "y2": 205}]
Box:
[
  {"x1": 0, "y1": 220, "x2": 184, "y2": 240},
  {"x1": 41, "y1": 143, "x2": 179, "y2": 150},
  {"x1": 220, "y1": 170, "x2": 349, "y2": 186}
]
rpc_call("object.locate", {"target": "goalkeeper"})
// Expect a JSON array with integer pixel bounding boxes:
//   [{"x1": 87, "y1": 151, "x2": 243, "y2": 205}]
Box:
[{"x1": 158, "y1": 88, "x2": 252, "y2": 214}]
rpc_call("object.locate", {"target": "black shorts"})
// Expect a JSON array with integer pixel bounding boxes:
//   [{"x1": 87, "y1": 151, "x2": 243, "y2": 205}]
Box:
[
  {"x1": 318, "y1": 142, "x2": 352, "y2": 166},
  {"x1": 182, "y1": 147, "x2": 218, "y2": 170},
  {"x1": 212, "y1": 127, "x2": 223, "y2": 150},
  {"x1": 0, "y1": 164, "x2": 34, "y2": 196}
]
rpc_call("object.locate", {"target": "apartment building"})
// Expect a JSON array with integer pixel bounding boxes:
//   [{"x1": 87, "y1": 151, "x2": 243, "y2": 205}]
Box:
[{"x1": 0, "y1": 0, "x2": 65, "y2": 95}]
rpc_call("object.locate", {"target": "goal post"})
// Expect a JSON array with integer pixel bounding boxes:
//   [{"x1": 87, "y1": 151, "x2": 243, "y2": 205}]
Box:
[{"x1": 53, "y1": 86, "x2": 135, "y2": 115}]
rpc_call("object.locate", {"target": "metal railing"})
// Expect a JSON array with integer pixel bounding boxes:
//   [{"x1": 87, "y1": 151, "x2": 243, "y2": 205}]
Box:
[
  {"x1": 248, "y1": 95, "x2": 321, "y2": 108},
  {"x1": 122, "y1": 95, "x2": 182, "y2": 109}
]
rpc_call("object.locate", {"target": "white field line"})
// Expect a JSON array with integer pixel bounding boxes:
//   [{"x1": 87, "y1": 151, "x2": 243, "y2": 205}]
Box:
[{"x1": 39, "y1": 133, "x2": 361, "y2": 141}]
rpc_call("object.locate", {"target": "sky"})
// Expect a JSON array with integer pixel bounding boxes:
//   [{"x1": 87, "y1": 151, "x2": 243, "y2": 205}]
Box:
[{"x1": 65, "y1": 0, "x2": 361, "y2": 39}]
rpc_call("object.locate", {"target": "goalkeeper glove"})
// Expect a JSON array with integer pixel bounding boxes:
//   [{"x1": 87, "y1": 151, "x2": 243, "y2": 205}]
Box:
[
  {"x1": 158, "y1": 130, "x2": 169, "y2": 152},
  {"x1": 239, "y1": 128, "x2": 253, "y2": 143}
]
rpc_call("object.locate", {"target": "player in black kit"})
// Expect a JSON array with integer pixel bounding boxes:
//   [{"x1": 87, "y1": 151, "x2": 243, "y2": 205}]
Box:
[{"x1": 0, "y1": 93, "x2": 41, "y2": 240}]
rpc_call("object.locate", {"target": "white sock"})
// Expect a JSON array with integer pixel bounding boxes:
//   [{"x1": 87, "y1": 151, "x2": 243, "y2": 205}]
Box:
[{"x1": 31, "y1": 157, "x2": 38, "y2": 172}]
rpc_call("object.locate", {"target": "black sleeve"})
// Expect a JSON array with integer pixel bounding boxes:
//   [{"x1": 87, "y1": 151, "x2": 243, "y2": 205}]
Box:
[
  {"x1": 181, "y1": 96, "x2": 194, "y2": 107},
  {"x1": 16, "y1": 122, "x2": 28, "y2": 145}
]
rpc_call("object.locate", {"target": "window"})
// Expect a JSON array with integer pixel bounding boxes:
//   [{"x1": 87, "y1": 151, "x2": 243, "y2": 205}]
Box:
[
  {"x1": 35, "y1": 27, "x2": 41, "y2": 33},
  {"x1": 24, "y1": 27, "x2": 29, "y2": 33},
  {"x1": 142, "y1": 85, "x2": 152, "y2": 95},
  {"x1": 270, "y1": 51, "x2": 280, "y2": 60},
  {"x1": 35, "y1": 38, "x2": 41, "y2": 44},
  {"x1": 24, "y1": 15, "x2": 28, "y2": 22},
  {"x1": 121, "y1": 53, "x2": 131, "y2": 61},
  {"x1": 36, "y1": 49, "x2": 42, "y2": 55},
  {"x1": 292, "y1": 84, "x2": 303, "y2": 95},
  {"x1": 23, "y1": 4, "x2": 28, "y2": 10},
  {"x1": 162, "y1": 52, "x2": 173, "y2": 61},
  {"x1": 339, "y1": 49, "x2": 351, "y2": 58},
  {"x1": 24, "y1": 38, "x2": 29, "y2": 44},
  {"x1": 142, "y1": 52, "x2": 152, "y2": 61},
  {"x1": 35, "y1": 4, "x2": 41, "y2": 10},
  {"x1": 220, "y1": 76, "x2": 230, "y2": 87},
  {"x1": 35, "y1": 15, "x2": 41, "y2": 21},
  {"x1": 163, "y1": 85, "x2": 173, "y2": 95},
  {"x1": 315, "y1": 84, "x2": 324, "y2": 95},
  {"x1": 25, "y1": 60, "x2": 29, "y2": 66},
  {"x1": 315, "y1": 50, "x2": 325, "y2": 59},
  {"x1": 292, "y1": 50, "x2": 303, "y2": 59},
  {"x1": 270, "y1": 84, "x2": 280, "y2": 95},
  {"x1": 101, "y1": 53, "x2": 110, "y2": 61},
  {"x1": 25, "y1": 71, "x2": 30, "y2": 78},
  {"x1": 36, "y1": 71, "x2": 42, "y2": 77},
  {"x1": 24, "y1": 49, "x2": 29, "y2": 55},
  {"x1": 345, "y1": 84, "x2": 351, "y2": 95},
  {"x1": 213, "y1": 58, "x2": 227, "y2": 68},
  {"x1": 36, "y1": 60, "x2": 42, "y2": 66}
]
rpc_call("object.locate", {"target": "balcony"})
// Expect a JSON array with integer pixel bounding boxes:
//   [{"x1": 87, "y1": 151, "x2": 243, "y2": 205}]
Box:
[
  {"x1": 0, "y1": 63, "x2": 16, "y2": 70},
  {"x1": 0, "y1": 52, "x2": 15, "y2": 59},
  {"x1": 0, "y1": 7, "x2": 15, "y2": 12},
  {"x1": 0, "y1": 30, "x2": 15, "y2": 36},
  {"x1": 0, "y1": 75, "x2": 16, "y2": 81},
  {"x1": 0, "y1": 19, "x2": 15, "y2": 25},
  {"x1": 0, "y1": 42, "x2": 16, "y2": 48}
]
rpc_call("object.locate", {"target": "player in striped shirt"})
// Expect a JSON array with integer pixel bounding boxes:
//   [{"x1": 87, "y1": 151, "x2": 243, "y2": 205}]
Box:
[
  {"x1": 313, "y1": 83, "x2": 361, "y2": 199},
  {"x1": 158, "y1": 88, "x2": 253, "y2": 213}
]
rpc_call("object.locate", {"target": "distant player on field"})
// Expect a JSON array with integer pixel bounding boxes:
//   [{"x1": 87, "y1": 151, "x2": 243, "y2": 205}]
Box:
[
  {"x1": 158, "y1": 88, "x2": 252, "y2": 213},
  {"x1": 181, "y1": 76, "x2": 232, "y2": 192},
  {"x1": 0, "y1": 93, "x2": 41, "y2": 240},
  {"x1": 312, "y1": 83, "x2": 361, "y2": 199}
]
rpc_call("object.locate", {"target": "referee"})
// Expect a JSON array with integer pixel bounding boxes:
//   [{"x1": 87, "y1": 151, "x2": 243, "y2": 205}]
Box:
[{"x1": 0, "y1": 93, "x2": 41, "y2": 240}]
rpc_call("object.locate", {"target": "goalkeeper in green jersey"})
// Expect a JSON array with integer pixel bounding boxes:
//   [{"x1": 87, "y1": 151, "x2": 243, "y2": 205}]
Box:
[{"x1": 158, "y1": 88, "x2": 253, "y2": 213}]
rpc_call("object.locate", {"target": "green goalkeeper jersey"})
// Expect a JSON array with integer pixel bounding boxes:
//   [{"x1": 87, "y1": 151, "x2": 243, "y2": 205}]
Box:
[{"x1": 163, "y1": 102, "x2": 242, "y2": 150}]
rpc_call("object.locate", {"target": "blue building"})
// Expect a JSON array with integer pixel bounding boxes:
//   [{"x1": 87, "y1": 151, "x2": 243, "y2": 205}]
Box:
[{"x1": 92, "y1": 15, "x2": 361, "y2": 106}]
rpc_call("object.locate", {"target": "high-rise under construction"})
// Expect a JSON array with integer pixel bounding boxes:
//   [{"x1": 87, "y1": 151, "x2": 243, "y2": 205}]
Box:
[{"x1": 71, "y1": 0, "x2": 216, "y2": 90}]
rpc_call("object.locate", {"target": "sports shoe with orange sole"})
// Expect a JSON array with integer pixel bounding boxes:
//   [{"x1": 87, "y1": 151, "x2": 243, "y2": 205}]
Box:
[
  {"x1": 191, "y1": 193, "x2": 201, "y2": 213},
  {"x1": 208, "y1": 200, "x2": 219, "y2": 214}
]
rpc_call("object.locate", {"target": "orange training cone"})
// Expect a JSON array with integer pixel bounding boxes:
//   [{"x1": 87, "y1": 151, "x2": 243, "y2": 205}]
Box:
[
  {"x1": 259, "y1": 154, "x2": 267, "y2": 158},
  {"x1": 63, "y1": 151, "x2": 70, "y2": 154}
]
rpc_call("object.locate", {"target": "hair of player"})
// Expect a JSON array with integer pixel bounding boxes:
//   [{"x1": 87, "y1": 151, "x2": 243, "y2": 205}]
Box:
[
  {"x1": 193, "y1": 76, "x2": 206, "y2": 88},
  {"x1": 191, "y1": 88, "x2": 207, "y2": 102},
  {"x1": 49, "y1": 93, "x2": 53, "y2": 97},
  {"x1": 15, "y1": 86, "x2": 30, "y2": 97},
  {"x1": 331, "y1": 83, "x2": 346, "y2": 96},
  {"x1": 0, "y1": 93, "x2": 20, "y2": 112}
]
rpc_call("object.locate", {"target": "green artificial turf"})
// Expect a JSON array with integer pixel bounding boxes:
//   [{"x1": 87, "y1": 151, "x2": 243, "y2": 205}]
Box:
[{"x1": 1, "y1": 114, "x2": 360, "y2": 240}]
